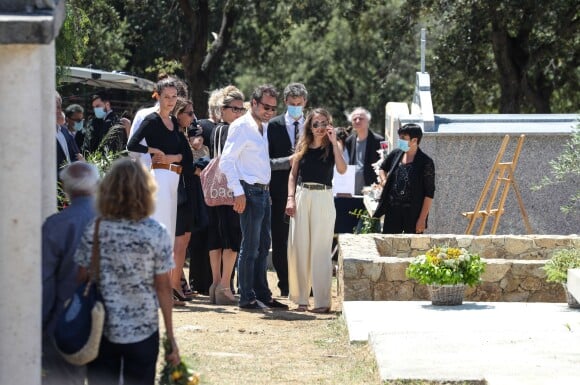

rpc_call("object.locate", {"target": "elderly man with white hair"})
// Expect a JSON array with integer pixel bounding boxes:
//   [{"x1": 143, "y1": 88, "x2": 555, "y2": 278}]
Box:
[
  {"x1": 42, "y1": 161, "x2": 99, "y2": 385},
  {"x1": 345, "y1": 107, "x2": 384, "y2": 194}
]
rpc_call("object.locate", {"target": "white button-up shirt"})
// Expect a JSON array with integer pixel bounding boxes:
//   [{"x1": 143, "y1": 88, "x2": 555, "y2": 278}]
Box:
[
  {"x1": 219, "y1": 111, "x2": 271, "y2": 196},
  {"x1": 284, "y1": 112, "x2": 304, "y2": 148}
]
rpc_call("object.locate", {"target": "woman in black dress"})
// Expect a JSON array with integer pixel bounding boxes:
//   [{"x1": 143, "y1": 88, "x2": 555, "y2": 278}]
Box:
[
  {"x1": 127, "y1": 78, "x2": 193, "y2": 306},
  {"x1": 207, "y1": 85, "x2": 246, "y2": 305}
]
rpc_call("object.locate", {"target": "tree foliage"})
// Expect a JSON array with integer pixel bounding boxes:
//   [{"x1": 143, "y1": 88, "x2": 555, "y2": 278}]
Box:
[{"x1": 55, "y1": 0, "x2": 579, "y2": 120}]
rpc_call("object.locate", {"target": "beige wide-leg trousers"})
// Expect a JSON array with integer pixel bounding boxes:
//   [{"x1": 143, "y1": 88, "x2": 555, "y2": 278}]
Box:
[
  {"x1": 151, "y1": 168, "x2": 179, "y2": 248},
  {"x1": 287, "y1": 186, "x2": 335, "y2": 309}
]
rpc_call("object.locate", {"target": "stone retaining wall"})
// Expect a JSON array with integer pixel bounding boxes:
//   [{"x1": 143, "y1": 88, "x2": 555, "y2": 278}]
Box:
[{"x1": 338, "y1": 234, "x2": 580, "y2": 302}]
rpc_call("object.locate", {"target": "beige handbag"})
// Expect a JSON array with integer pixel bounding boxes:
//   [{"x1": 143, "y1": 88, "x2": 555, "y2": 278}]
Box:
[{"x1": 200, "y1": 124, "x2": 234, "y2": 206}]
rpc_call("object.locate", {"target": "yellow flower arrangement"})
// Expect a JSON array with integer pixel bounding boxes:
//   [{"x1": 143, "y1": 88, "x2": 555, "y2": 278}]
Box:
[
  {"x1": 406, "y1": 246, "x2": 486, "y2": 286},
  {"x1": 159, "y1": 335, "x2": 201, "y2": 385}
]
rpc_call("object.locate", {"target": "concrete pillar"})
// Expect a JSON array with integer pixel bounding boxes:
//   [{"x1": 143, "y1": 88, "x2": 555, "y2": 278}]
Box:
[
  {"x1": 0, "y1": 3, "x2": 63, "y2": 384},
  {"x1": 0, "y1": 42, "x2": 55, "y2": 385}
]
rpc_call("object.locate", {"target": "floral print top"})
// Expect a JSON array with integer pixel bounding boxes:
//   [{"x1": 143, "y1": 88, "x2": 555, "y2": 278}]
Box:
[{"x1": 74, "y1": 217, "x2": 174, "y2": 344}]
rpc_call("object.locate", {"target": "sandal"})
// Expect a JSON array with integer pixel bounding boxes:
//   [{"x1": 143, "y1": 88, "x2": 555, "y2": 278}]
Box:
[
  {"x1": 310, "y1": 307, "x2": 330, "y2": 314},
  {"x1": 172, "y1": 296, "x2": 186, "y2": 307},
  {"x1": 295, "y1": 305, "x2": 308, "y2": 312},
  {"x1": 215, "y1": 285, "x2": 237, "y2": 306}
]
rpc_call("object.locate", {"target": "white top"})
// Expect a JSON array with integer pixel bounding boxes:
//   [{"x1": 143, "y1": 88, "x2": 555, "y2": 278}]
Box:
[
  {"x1": 284, "y1": 111, "x2": 304, "y2": 148},
  {"x1": 219, "y1": 111, "x2": 271, "y2": 196},
  {"x1": 127, "y1": 104, "x2": 158, "y2": 168},
  {"x1": 75, "y1": 217, "x2": 174, "y2": 344}
]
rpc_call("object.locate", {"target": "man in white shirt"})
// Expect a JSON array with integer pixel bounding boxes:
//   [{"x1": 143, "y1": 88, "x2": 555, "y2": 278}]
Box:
[{"x1": 219, "y1": 84, "x2": 288, "y2": 310}]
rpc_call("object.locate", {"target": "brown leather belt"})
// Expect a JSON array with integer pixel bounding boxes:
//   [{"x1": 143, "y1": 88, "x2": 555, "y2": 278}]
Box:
[
  {"x1": 300, "y1": 182, "x2": 331, "y2": 190},
  {"x1": 151, "y1": 163, "x2": 182, "y2": 175}
]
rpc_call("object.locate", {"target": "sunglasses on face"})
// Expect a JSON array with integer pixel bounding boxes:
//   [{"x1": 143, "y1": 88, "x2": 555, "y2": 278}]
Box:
[
  {"x1": 312, "y1": 121, "x2": 329, "y2": 129},
  {"x1": 223, "y1": 106, "x2": 247, "y2": 114},
  {"x1": 181, "y1": 111, "x2": 194, "y2": 117},
  {"x1": 257, "y1": 101, "x2": 277, "y2": 112}
]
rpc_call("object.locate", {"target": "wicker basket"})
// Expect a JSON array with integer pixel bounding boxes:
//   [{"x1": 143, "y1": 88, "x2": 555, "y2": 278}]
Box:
[
  {"x1": 563, "y1": 284, "x2": 580, "y2": 309},
  {"x1": 428, "y1": 284, "x2": 465, "y2": 306}
]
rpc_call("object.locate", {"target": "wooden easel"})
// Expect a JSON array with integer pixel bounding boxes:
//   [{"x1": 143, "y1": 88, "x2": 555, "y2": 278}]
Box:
[{"x1": 462, "y1": 134, "x2": 533, "y2": 235}]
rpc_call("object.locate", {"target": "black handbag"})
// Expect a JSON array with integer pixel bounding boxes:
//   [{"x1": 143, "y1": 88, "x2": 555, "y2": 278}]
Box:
[
  {"x1": 53, "y1": 218, "x2": 105, "y2": 365},
  {"x1": 177, "y1": 176, "x2": 188, "y2": 206}
]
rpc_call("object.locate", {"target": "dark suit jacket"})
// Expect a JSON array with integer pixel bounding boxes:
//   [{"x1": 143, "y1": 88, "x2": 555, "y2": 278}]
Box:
[
  {"x1": 373, "y1": 148, "x2": 435, "y2": 221},
  {"x1": 267, "y1": 114, "x2": 294, "y2": 199},
  {"x1": 83, "y1": 111, "x2": 119, "y2": 153},
  {"x1": 346, "y1": 130, "x2": 384, "y2": 187},
  {"x1": 56, "y1": 126, "x2": 80, "y2": 176}
]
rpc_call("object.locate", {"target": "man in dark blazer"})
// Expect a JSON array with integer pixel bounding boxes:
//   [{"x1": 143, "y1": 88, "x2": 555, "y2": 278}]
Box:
[
  {"x1": 83, "y1": 91, "x2": 119, "y2": 154},
  {"x1": 267, "y1": 83, "x2": 308, "y2": 297},
  {"x1": 345, "y1": 107, "x2": 384, "y2": 194},
  {"x1": 56, "y1": 93, "x2": 82, "y2": 179}
]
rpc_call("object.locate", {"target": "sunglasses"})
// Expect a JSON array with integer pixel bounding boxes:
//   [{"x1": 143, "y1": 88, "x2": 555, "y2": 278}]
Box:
[
  {"x1": 312, "y1": 121, "x2": 329, "y2": 129},
  {"x1": 223, "y1": 106, "x2": 247, "y2": 114},
  {"x1": 257, "y1": 101, "x2": 277, "y2": 112},
  {"x1": 181, "y1": 111, "x2": 194, "y2": 117}
]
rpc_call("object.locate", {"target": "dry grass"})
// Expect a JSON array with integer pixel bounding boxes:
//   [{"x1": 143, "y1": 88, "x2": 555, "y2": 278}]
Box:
[{"x1": 159, "y1": 272, "x2": 380, "y2": 384}]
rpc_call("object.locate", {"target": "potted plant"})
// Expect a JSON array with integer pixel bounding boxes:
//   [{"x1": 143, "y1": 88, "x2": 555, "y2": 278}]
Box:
[
  {"x1": 406, "y1": 245, "x2": 486, "y2": 305},
  {"x1": 543, "y1": 248, "x2": 580, "y2": 308}
]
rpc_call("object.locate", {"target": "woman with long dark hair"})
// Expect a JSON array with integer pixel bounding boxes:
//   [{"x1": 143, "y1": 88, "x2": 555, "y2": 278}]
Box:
[{"x1": 285, "y1": 108, "x2": 346, "y2": 313}]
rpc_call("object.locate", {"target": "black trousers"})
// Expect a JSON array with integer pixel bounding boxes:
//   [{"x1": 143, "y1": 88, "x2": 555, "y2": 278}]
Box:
[
  {"x1": 270, "y1": 195, "x2": 289, "y2": 295},
  {"x1": 87, "y1": 331, "x2": 159, "y2": 385},
  {"x1": 188, "y1": 227, "x2": 212, "y2": 295},
  {"x1": 382, "y1": 203, "x2": 420, "y2": 234}
]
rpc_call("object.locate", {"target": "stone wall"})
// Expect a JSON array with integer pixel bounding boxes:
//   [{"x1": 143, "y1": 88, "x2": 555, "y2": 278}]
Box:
[
  {"x1": 419, "y1": 133, "x2": 579, "y2": 235},
  {"x1": 338, "y1": 234, "x2": 580, "y2": 303}
]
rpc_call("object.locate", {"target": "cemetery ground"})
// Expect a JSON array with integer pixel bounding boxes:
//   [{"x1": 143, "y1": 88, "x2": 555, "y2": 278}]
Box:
[{"x1": 158, "y1": 270, "x2": 482, "y2": 385}]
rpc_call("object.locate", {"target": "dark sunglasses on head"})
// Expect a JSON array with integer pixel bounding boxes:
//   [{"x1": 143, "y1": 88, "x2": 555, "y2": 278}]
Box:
[
  {"x1": 257, "y1": 101, "x2": 277, "y2": 112},
  {"x1": 223, "y1": 106, "x2": 246, "y2": 114}
]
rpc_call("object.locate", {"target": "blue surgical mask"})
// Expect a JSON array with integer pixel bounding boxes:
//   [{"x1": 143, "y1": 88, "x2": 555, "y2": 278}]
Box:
[
  {"x1": 287, "y1": 105, "x2": 303, "y2": 120},
  {"x1": 94, "y1": 107, "x2": 106, "y2": 119},
  {"x1": 74, "y1": 120, "x2": 84, "y2": 131},
  {"x1": 398, "y1": 138, "x2": 410, "y2": 152}
]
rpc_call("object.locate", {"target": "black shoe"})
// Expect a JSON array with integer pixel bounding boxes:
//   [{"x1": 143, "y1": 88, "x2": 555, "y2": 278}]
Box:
[
  {"x1": 264, "y1": 299, "x2": 289, "y2": 309},
  {"x1": 239, "y1": 301, "x2": 264, "y2": 311},
  {"x1": 173, "y1": 289, "x2": 193, "y2": 302},
  {"x1": 280, "y1": 289, "x2": 289, "y2": 297}
]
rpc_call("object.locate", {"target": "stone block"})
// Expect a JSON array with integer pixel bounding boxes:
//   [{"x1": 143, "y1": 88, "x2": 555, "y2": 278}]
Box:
[
  {"x1": 480, "y1": 245, "x2": 507, "y2": 259},
  {"x1": 503, "y1": 291, "x2": 530, "y2": 302},
  {"x1": 361, "y1": 261, "x2": 383, "y2": 282},
  {"x1": 470, "y1": 237, "x2": 493, "y2": 254},
  {"x1": 504, "y1": 236, "x2": 534, "y2": 254},
  {"x1": 393, "y1": 281, "x2": 415, "y2": 300},
  {"x1": 414, "y1": 284, "x2": 430, "y2": 300},
  {"x1": 392, "y1": 237, "x2": 411, "y2": 253},
  {"x1": 520, "y1": 276, "x2": 543, "y2": 291},
  {"x1": 429, "y1": 234, "x2": 457, "y2": 247},
  {"x1": 510, "y1": 260, "x2": 546, "y2": 278},
  {"x1": 473, "y1": 282, "x2": 502, "y2": 301},
  {"x1": 343, "y1": 278, "x2": 371, "y2": 301},
  {"x1": 533, "y1": 237, "x2": 558, "y2": 249},
  {"x1": 500, "y1": 276, "x2": 520, "y2": 292},
  {"x1": 384, "y1": 258, "x2": 410, "y2": 281},
  {"x1": 342, "y1": 260, "x2": 360, "y2": 279},
  {"x1": 481, "y1": 260, "x2": 511, "y2": 282},
  {"x1": 375, "y1": 236, "x2": 393, "y2": 256},
  {"x1": 455, "y1": 235, "x2": 474, "y2": 248},
  {"x1": 410, "y1": 236, "x2": 430, "y2": 251}
]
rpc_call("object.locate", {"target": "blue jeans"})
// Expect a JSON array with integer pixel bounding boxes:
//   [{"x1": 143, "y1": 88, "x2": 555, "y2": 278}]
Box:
[{"x1": 238, "y1": 182, "x2": 272, "y2": 306}]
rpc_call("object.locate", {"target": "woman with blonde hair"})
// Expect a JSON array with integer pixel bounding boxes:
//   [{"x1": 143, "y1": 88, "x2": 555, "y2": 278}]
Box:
[
  {"x1": 285, "y1": 108, "x2": 346, "y2": 313},
  {"x1": 207, "y1": 85, "x2": 246, "y2": 305},
  {"x1": 74, "y1": 158, "x2": 179, "y2": 385}
]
